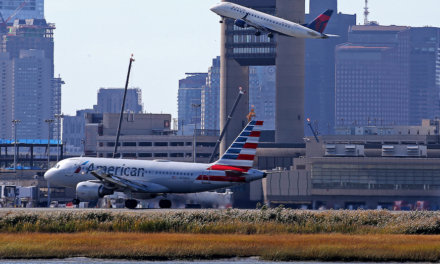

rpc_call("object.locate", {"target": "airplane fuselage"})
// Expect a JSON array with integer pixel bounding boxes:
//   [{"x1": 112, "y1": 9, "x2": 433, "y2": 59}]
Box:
[
  {"x1": 45, "y1": 157, "x2": 263, "y2": 194},
  {"x1": 210, "y1": 2, "x2": 328, "y2": 39}
]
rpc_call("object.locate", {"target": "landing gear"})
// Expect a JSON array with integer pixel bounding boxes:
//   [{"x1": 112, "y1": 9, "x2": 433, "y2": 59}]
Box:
[
  {"x1": 255, "y1": 31, "x2": 261, "y2": 37},
  {"x1": 268, "y1": 32, "x2": 274, "y2": 39},
  {"x1": 219, "y1": 20, "x2": 223, "y2": 23},
  {"x1": 159, "y1": 199, "x2": 172, "y2": 209},
  {"x1": 125, "y1": 199, "x2": 138, "y2": 209},
  {"x1": 72, "y1": 198, "x2": 80, "y2": 205}
]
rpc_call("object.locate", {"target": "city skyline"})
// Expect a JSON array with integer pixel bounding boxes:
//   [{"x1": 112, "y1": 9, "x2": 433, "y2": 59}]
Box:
[{"x1": 44, "y1": 0, "x2": 440, "y2": 119}]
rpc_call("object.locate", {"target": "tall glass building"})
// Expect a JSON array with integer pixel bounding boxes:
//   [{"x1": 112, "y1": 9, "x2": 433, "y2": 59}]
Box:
[
  {"x1": 0, "y1": 0, "x2": 44, "y2": 22},
  {"x1": 178, "y1": 73, "x2": 207, "y2": 129},
  {"x1": 201, "y1": 57, "x2": 220, "y2": 131}
]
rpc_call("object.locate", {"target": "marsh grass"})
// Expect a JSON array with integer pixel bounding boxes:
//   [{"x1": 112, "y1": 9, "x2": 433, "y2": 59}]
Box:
[
  {"x1": 1, "y1": 209, "x2": 440, "y2": 234},
  {"x1": 1, "y1": 233, "x2": 440, "y2": 261}
]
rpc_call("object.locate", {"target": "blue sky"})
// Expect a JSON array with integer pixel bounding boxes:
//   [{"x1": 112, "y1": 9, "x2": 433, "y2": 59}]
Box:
[{"x1": 45, "y1": 0, "x2": 440, "y2": 118}]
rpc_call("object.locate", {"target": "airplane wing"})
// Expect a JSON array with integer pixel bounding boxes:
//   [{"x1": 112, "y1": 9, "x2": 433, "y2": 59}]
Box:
[
  {"x1": 90, "y1": 170, "x2": 170, "y2": 193},
  {"x1": 241, "y1": 13, "x2": 292, "y2": 37},
  {"x1": 241, "y1": 13, "x2": 270, "y2": 32}
]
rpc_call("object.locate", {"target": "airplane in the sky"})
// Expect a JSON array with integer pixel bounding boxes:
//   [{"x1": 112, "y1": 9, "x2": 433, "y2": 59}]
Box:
[
  {"x1": 210, "y1": 2, "x2": 337, "y2": 39},
  {"x1": 44, "y1": 121, "x2": 267, "y2": 209}
]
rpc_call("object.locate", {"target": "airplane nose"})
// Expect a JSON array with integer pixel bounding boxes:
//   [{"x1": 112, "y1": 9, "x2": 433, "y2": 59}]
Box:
[
  {"x1": 210, "y1": 4, "x2": 220, "y2": 12},
  {"x1": 44, "y1": 168, "x2": 55, "y2": 181}
]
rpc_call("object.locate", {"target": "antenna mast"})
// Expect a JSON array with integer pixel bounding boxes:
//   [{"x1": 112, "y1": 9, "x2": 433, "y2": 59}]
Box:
[{"x1": 363, "y1": 0, "x2": 370, "y2": 25}]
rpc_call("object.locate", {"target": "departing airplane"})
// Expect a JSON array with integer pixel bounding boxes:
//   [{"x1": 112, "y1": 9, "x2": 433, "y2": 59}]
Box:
[
  {"x1": 44, "y1": 121, "x2": 267, "y2": 209},
  {"x1": 210, "y1": 2, "x2": 337, "y2": 39}
]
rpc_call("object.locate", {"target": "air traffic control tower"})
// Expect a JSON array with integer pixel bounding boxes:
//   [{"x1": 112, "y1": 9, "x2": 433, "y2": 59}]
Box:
[{"x1": 220, "y1": 0, "x2": 305, "y2": 154}]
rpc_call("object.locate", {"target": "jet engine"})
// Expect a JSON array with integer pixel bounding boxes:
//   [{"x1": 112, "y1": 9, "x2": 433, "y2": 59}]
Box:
[
  {"x1": 76, "y1": 181, "x2": 114, "y2": 200},
  {"x1": 234, "y1": 19, "x2": 248, "y2": 28}
]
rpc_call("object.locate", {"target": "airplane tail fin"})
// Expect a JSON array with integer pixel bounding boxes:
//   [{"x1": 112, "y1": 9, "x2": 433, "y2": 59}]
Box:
[
  {"x1": 214, "y1": 120, "x2": 263, "y2": 168},
  {"x1": 306, "y1": 9, "x2": 334, "y2": 33}
]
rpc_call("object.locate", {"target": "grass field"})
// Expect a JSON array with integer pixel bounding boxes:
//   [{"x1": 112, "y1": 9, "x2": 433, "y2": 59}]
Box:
[
  {"x1": 1, "y1": 209, "x2": 440, "y2": 234},
  {"x1": 1, "y1": 233, "x2": 440, "y2": 261}
]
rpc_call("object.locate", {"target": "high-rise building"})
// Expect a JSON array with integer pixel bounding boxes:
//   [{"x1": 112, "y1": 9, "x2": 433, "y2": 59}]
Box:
[
  {"x1": 2, "y1": 19, "x2": 55, "y2": 76},
  {"x1": 201, "y1": 57, "x2": 220, "y2": 131},
  {"x1": 409, "y1": 27, "x2": 440, "y2": 125},
  {"x1": 62, "y1": 109, "x2": 94, "y2": 155},
  {"x1": 304, "y1": 0, "x2": 356, "y2": 135},
  {"x1": 249, "y1": 66, "x2": 276, "y2": 130},
  {"x1": 0, "y1": 0, "x2": 44, "y2": 22},
  {"x1": 0, "y1": 52, "x2": 13, "y2": 139},
  {"x1": 93, "y1": 88, "x2": 143, "y2": 114},
  {"x1": 335, "y1": 25, "x2": 411, "y2": 126},
  {"x1": 178, "y1": 73, "x2": 207, "y2": 129},
  {"x1": 13, "y1": 50, "x2": 54, "y2": 139}
]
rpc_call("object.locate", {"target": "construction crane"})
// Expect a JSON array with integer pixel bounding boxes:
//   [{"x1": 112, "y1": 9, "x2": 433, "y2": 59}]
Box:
[{"x1": 0, "y1": 0, "x2": 30, "y2": 33}]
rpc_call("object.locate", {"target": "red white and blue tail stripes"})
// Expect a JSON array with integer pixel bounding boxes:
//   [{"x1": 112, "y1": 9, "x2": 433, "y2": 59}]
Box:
[{"x1": 215, "y1": 120, "x2": 263, "y2": 168}]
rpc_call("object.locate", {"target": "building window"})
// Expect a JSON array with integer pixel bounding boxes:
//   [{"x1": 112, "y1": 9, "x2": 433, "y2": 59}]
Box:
[{"x1": 139, "y1": 142, "x2": 152, "y2": 146}]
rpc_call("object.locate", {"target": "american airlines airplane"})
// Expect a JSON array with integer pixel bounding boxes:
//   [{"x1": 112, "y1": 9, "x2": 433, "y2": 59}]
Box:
[
  {"x1": 210, "y1": 2, "x2": 337, "y2": 39},
  {"x1": 44, "y1": 121, "x2": 267, "y2": 209}
]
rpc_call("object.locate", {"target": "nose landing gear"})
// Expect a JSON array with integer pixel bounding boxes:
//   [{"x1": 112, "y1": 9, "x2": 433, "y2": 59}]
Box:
[
  {"x1": 159, "y1": 199, "x2": 172, "y2": 208},
  {"x1": 255, "y1": 31, "x2": 261, "y2": 36},
  {"x1": 72, "y1": 198, "x2": 80, "y2": 205},
  {"x1": 268, "y1": 32, "x2": 274, "y2": 39}
]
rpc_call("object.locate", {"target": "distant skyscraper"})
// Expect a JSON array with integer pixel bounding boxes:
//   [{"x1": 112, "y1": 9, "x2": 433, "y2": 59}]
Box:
[
  {"x1": 0, "y1": 18, "x2": 63, "y2": 140},
  {"x1": 2, "y1": 19, "x2": 55, "y2": 76},
  {"x1": 63, "y1": 109, "x2": 94, "y2": 155},
  {"x1": 201, "y1": 57, "x2": 220, "y2": 130},
  {"x1": 0, "y1": 0, "x2": 44, "y2": 22},
  {"x1": 249, "y1": 66, "x2": 276, "y2": 130},
  {"x1": 335, "y1": 25, "x2": 411, "y2": 126},
  {"x1": 409, "y1": 27, "x2": 440, "y2": 125},
  {"x1": 13, "y1": 50, "x2": 55, "y2": 139},
  {"x1": 93, "y1": 88, "x2": 143, "y2": 114},
  {"x1": 305, "y1": 0, "x2": 356, "y2": 135},
  {"x1": 0, "y1": 52, "x2": 13, "y2": 139},
  {"x1": 178, "y1": 73, "x2": 207, "y2": 129}
]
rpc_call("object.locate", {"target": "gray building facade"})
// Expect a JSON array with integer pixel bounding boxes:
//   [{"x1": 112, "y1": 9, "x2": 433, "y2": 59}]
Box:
[
  {"x1": 62, "y1": 109, "x2": 94, "y2": 155},
  {"x1": 93, "y1": 88, "x2": 143, "y2": 114},
  {"x1": 201, "y1": 57, "x2": 220, "y2": 131},
  {"x1": 0, "y1": 0, "x2": 44, "y2": 23},
  {"x1": 335, "y1": 25, "x2": 411, "y2": 127},
  {"x1": 178, "y1": 73, "x2": 207, "y2": 129},
  {"x1": 409, "y1": 27, "x2": 440, "y2": 125},
  {"x1": 305, "y1": 0, "x2": 356, "y2": 135}
]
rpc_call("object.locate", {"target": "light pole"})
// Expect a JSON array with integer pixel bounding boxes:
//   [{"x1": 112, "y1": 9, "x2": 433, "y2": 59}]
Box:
[
  {"x1": 340, "y1": 118, "x2": 344, "y2": 126},
  {"x1": 366, "y1": 117, "x2": 371, "y2": 126},
  {"x1": 191, "y1": 103, "x2": 201, "y2": 163},
  {"x1": 380, "y1": 119, "x2": 384, "y2": 126},
  {"x1": 11, "y1": 120, "x2": 20, "y2": 172},
  {"x1": 81, "y1": 139, "x2": 85, "y2": 156},
  {"x1": 44, "y1": 119, "x2": 54, "y2": 208},
  {"x1": 373, "y1": 118, "x2": 377, "y2": 126},
  {"x1": 327, "y1": 123, "x2": 331, "y2": 135},
  {"x1": 54, "y1": 114, "x2": 64, "y2": 162}
]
